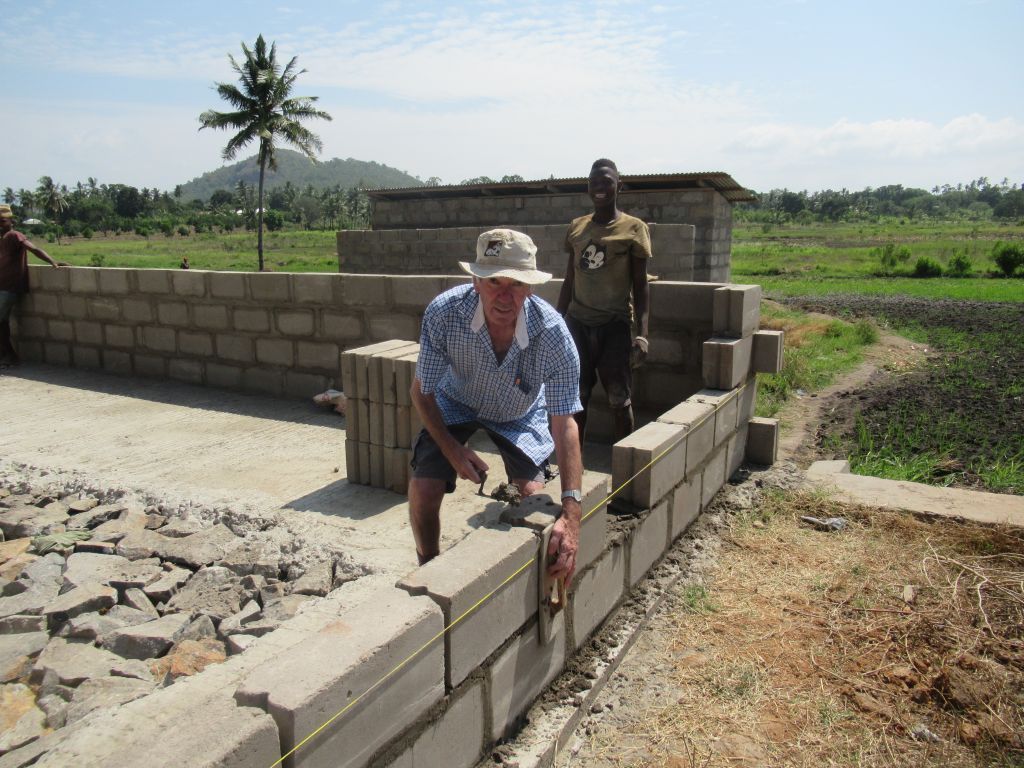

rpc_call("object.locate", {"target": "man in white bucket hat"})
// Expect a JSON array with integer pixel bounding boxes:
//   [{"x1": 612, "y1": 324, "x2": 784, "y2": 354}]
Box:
[{"x1": 409, "y1": 228, "x2": 585, "y2": 583}]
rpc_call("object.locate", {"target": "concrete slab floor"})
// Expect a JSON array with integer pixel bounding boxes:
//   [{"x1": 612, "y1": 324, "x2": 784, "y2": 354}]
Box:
[{"x1": 0, "y1": 364, "x2": 610, "y2": 579}]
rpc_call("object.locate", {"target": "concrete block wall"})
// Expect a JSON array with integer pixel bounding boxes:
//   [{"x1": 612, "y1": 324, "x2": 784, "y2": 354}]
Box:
[
  {"x1": 15, "y1": 267, "x2": 727, "y2": 442},
  {"x1": 367, "y1": 188, "x2": 731, "y2": 282},
  {"x1": 338, "y1": 223, "x2": 698, "y2": 281}
]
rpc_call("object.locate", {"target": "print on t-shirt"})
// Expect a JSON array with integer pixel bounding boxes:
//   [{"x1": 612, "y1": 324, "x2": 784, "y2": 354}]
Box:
[{"x1": 579, "y1": 240, "x2": 606, "y2": 271}]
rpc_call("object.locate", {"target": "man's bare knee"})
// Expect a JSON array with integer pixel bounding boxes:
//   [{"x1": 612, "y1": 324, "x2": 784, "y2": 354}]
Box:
[{"x1": 513, "y1": 478, "x2": 546, "y2": 497}]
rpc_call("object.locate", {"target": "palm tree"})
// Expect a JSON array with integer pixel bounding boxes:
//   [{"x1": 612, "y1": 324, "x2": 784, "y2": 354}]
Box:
[
  {"x1": 199, "y1": 34, "x2": 331, "y2": 271},
  {"x1": 37, "y1": 176, "x2": 69, "y2": 242}
]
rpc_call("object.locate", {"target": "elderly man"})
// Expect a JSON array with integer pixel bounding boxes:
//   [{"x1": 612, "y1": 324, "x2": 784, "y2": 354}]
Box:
[
  {"x1": 409, "y1": 228, "x2": 584, "y2": 583},
  {"x1": 0, "y1": 205, "x2": 62, "y2": 367}
]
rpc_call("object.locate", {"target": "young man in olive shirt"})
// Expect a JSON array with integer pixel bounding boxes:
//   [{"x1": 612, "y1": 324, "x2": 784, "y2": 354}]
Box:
[
  {"x1": 0, "y1": 206, "x2": 62, "y2": 367},
  {"x1": 557, "y1": 159, "x2": 651, "y2": 441}
]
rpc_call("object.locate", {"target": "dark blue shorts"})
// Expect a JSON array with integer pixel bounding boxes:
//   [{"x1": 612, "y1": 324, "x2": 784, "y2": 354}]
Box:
[{"x1": 411, "y1": 422, "x2": 547, "y2": 493}]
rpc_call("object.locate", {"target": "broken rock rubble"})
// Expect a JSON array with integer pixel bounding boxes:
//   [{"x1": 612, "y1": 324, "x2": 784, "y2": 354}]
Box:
[{"x1": 0, "y1": 472, "x2": 365, "y2": 758}]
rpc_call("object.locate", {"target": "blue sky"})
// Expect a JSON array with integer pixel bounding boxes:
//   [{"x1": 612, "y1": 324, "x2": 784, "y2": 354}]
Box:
[{"x1": 3, "y1": 0, "x2": 1022, "y2": 194}]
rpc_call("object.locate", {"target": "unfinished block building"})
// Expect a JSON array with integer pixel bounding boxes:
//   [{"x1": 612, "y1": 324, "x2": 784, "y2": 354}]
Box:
[{"x1": 4, "y1": 169, "x2": 788, "y2": 767}]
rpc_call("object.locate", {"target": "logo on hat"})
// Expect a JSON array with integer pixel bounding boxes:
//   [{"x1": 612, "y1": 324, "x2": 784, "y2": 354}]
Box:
[{"x1": 484, "y1": 239, "x2": 503, "y2": 259}]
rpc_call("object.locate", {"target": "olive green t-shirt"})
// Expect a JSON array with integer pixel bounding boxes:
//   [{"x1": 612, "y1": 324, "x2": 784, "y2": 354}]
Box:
[{"x1": 565, "y1": 212, "x2": 652, "y2": 327}]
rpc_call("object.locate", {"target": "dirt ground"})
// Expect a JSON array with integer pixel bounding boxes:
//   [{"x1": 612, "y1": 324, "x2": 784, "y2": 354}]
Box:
[{"x1": 555, "y1": 302, "x2": 1024, "y2": 767}]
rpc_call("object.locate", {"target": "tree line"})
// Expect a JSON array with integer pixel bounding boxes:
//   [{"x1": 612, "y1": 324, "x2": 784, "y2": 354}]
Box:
[
  {"x1": 738, "y1": 178, "x2": 1024, "y2": 225},
  {"x1": 1, "y1": 176, "x2": 370, "y2": 241}
]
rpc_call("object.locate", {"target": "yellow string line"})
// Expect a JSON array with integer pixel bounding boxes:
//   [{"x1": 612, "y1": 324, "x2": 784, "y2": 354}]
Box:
[{"x1": 270, "y1": 425, "x2": 693, "y2": 767}]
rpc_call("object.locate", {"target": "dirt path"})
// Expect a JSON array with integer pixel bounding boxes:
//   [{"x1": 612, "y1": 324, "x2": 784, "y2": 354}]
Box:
[{"x1": 552, "y1": 329, "x2": 1023, "y2": 767}]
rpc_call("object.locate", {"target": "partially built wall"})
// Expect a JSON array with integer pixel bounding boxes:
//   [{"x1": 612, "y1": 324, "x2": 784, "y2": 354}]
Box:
[
  {"x1": 338, "y1": 172, "x2": 754, "y2": 282},
  {"x1": 7, "y1": 265, "x2": 782, "y2": 767}
]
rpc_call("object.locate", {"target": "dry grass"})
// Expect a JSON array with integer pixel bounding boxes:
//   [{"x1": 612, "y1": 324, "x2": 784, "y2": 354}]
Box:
[{"x1": 574, "y1": 491, "x2": 1024, "y2": 767}]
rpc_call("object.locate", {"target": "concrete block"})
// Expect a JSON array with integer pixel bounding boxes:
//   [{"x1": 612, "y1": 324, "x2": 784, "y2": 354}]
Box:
[
  {"x1": 578, "y1": 475, "x2": 610, "y2": 574},
  {"x1": 684, "y1": 406, "x2": 715, "y2": 478},
  {"x1": 369, "y1": 313, "x2": 418, "y2": 343},
  {"x1": 391, "y1": 276, "x2": 447, "y2": 310},
  {"x1": 649, "y1": 282, "x2": 720, "y2": 326},
  {"x1": 97, "y1": 268, "x2": 132, "y2": 294},
  {"x1": 216, "y1": 334, "x2": 254, "y2": 364},
  {"x1": 386, "y1": 681, "x2": 485, "y2": 768},
  {"x1": 241, "y1": 368, "x2": 283, "y2": 397},
  {"x1": 746, "y1": 417, "x2": 779, "y2": 466},
  {"x1": 121, "y1": 298, "x2": 154, "y2": 323},
  {"x1": 727, "y1": 423, "x2": 749, "y2": 479},
  {"x1": 701, "y1": 445, "x2": 728, "y2": 508},
  {"x1": 233, "y1": 308, "x2": 271, "y2": 333},
  {"x1": 291, "y1": 273, "x2": 334, "y2": 304},
  {"x1": 276, "y1": 310, "x2": 315, "y2": 337},
  {"x1": 285, "y1": 372, "x2": 328, "y2": 399},
  {"x1": 206, "y1": 363, "x2": 243, "y2": 390},
  {"x1": 488, "y1": 613, "x2": 566, "y2": 742},
  {"x1": 133, "y1": 354, "x2": 166, "y2": 378},
  {"x1": 169, "y1": 359, "x2": 203, "y2": 384},
  {"x1": 615, "y1": 421, "x2": 687, "y2": 510},
  {"x1": 345, "y1": 438, "x2": 359, "y2": 482},
  {"x1": 249, "y1": 273, "x2": 291, "y2": 302},
  {"x1": 658, "y1": 399, "x2": 715, "y2": 428},
  {"x1": 691, "y1": 389, "x2": 739, "y2": 447},
  {"x1": 105, "y1": 324, "x2": 135, "y2": 348},
  {"x1": 322, "y1": 312, "x2": 363, "y2": 341},
  {"x1": 156, "y1": 301, "x2": 189, "y2": 327},
  {"x1": 628, "y1": 500, "x2": 670, "y2": 586},
  {"x1": 752, "y1": 329, "x2": 784, "y2": 374},
  {"x1": 702, "y1": 336, "x2": 753, "y2": 390},
  {"x1": 369, "y1": 443, "x2": 384, "y2": 487},
  {"x1": 568, "y1": 543, "x2": 625, "y2": 649},
  {"x1": 396, "y1": 405, "x2": 411, "y2": 448},
  {"x1": 397, "y1": 526, "x2": 538, "y2": 689},
  {"x1": 88, "y1": 297, "x2": 121, "y2": 321},
  {"x1": 256, "y1": 338, "x2": 294, "y2": 367},
  {"x1": 73, "y1": 346, "x2": 101, "y2": 369},
  {"x1": 369, "y1": 343, "x2": 419, "y2": 403},
  {"x1": 395, "y1": 353, "x2": 419, "y2": 407},
  {"x1": 341, "y1": 352, "x2": 356, "y2": 397},
  {"x1": 382, "y1": 404, "x2": 399, "y2": 448},
  {"x1": 380, "y1": 345, "x2": 420, "y2": 405},
  {"x1": 369, "y1": 400, "x2": 384, "y2": 445},
  {"x1": 141, "y1": 326, "x2": 176, "y2": 353},
  {"x1": 297, "y1": 341, "x2": 340, "y2": 371},
  {"x1": 68, "y1": 268, "x2": 99, "y2": 294},
  {"x1": 340, "y1": 274, "x2": 390, "y2": 307},
  {"x1": 135, "y1": 270, "x2": 170, "y2": 294},
  {"x1": 737, "y1": 376, "x2": 758, "y2": 422},
  {"x1": 670, "y1": 474, "x2": 701, "y2": 540},
  {"x1": 192, "y1": 305, "x2": 230, "y2": 331},
  {"x1": 170, "y1": 270, "x2": 206, "y2": 297},
  {"x1": 209, "y1": 271, "x2": 247, "y2": 299},
  {"x1": 345, "y1": 340, "x2": 417, "y2": 398},
  {"x1": 74, "y1": 320, "x2": 103, "y2": 345},
  {"x1": 355, "y1": 399, "x2": 370, "y2": 444},
  {"x1": 28, "y1": 263, "x2": 69, "y2": 292},
  {"x1": 61, "y1": 294, "x2": 88, "y2": 319},
  {"x1": 357, "y1": 442, "x2": 370, "y2": 484},
  {"x1": 49, "y1": 319, "x2": 74, "y2": 341},
  {"x1": 31, "y1": 684, "x2": 280, "y2": 768},
  {"x1": 179, "y1": 331, "x2": 214, "y2": 358},
  {"x1": 712, "y1": 285, "x2": 761, "y2": 338},
  {"x1": 236, "y1": 588, "x2": 443, "y2": 768}
]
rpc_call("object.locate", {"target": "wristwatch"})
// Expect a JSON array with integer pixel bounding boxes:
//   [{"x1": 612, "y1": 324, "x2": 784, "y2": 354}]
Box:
[{"x1": 561, "y1": 489, "x2": 582, "y2": 503}]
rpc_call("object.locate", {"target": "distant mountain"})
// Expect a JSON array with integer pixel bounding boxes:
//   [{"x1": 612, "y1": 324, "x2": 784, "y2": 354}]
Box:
[{"x1": 177, "y1": 150, "x2": 423, "y2": 201}]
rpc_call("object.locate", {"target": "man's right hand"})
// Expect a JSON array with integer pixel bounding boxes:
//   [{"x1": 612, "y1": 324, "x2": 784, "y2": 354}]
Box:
[{"x1": 445, "y1": 444, "x2": 489, "y2": 483}]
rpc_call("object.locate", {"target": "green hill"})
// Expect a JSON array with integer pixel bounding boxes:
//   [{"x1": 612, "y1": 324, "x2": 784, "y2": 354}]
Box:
[{"x1": 177, "y1": 150, "x2": 423, "y2": 201}]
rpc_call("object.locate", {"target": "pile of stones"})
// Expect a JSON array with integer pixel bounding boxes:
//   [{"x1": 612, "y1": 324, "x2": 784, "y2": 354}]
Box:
[{"x1": 0, "y1": 476, "x2": 364, "y2": 756}]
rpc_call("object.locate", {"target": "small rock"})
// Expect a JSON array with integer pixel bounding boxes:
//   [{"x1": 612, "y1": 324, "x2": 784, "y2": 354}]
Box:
[
  {"x1": 150, "y1": 638, "x2": 226, "y2": 681},
  {"x1": 144, "y1": 514, "x2": 167, "y2": 530},
  {"x1": 102, "y1": 613, "x2": 191, "y2": 660},
  {"x1": 0, "y1": 632, "x2": 48, "y2": 683},
  {"x1": 57, "y1": 612, "x2": 131, "y2": 642},
  {"x1": 0, "y1": 683, "x2": 46, "y2": 753},
  {"x1": 180, "y1": 615, "x2": 217, "y2": 642},
  {"x1": 291, "y1": 562, "x2": 333, "y2": 597},
  {"x1": 0, "y1": 615, "x2": 46, "y2": 635},
  {"x1": 142, "y1": 567, "x2": 191, "y2": 604},
  {"x1": 121, "y1": 588, "x2": 160, "y2": 618},
  {"x1": 109, "y1": 658, "x2": 155, "y2": 682},
  {"x1": 957, "y1": 721, "x2": 981, "y2": 745},
  {"x1": 30, "y1": 637, "x2": 124, "y2": 686},
  {"x1": 43, "y1": 583, "x2": 118, "y2": 626},
  {"x1": 64, "y1": 675, "x2": 155, "y2": 725},
  {"x1": 217, "y1": 600, "x2": 262, "y2": 638},
  {"x1": 36, "y1": 692, "x2": 69, "y2": 729},
  {"x1": 67, "y1": 498, "x2": 99, "y2": 514},
  {"x1": 226, "y1": 634, "x2": 257, "y2": 655},
  {"x1": 164, "y1": 567, "x2": 245, "y2": 624}
]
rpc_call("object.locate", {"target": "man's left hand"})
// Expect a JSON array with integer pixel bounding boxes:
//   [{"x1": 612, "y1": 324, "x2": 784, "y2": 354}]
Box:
[
  {"x1": 630, "y1": 336, "x2": 649, "y2": 369},
  {"x1": 547, "y1": 504, "x2": 580, "y2": 586}
]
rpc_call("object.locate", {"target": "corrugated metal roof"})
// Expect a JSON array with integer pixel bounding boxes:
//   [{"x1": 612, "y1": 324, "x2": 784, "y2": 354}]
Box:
[{"x1": 366, "y1": 171, "x2": 756, "y2": 203}]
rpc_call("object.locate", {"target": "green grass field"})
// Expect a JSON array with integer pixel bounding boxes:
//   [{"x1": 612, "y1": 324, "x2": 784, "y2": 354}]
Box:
[{"x1": 41, "y1": 230, "x2": 339, "y2": 273}]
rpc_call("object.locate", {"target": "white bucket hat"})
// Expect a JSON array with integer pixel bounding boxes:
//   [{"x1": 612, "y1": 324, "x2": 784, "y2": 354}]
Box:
[{"x1": 459, "y1": 228, "x2": 552, "y2": 285}]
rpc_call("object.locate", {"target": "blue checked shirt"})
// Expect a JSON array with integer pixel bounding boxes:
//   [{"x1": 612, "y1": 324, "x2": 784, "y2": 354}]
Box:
[{"x1": 416, "y1": 284, "x2": 582, "y2": 465}]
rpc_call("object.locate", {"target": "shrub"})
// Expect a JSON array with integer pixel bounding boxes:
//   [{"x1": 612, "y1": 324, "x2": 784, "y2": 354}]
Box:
[
  {"x1": 82, "y1": 227, "x2": 94, "y2": 240},
  {"x1": 912, "y1": 256, "x2": 943, "y2": 278},
  {"x1": 992, "y1": 241, "x2": 1024, "y2": 277},
  {"x1": 177, "y1": 226, "x2": 190, "y2": 237},
  {"x1": 89, "y1": 254, "x2": 105, "y2": 267},
  {"x1": 946, "y1": 251, "x2": 972, "y2": 277},
  {"x1": 873, "y1": 242, "x2": 912, "y2": 273}
]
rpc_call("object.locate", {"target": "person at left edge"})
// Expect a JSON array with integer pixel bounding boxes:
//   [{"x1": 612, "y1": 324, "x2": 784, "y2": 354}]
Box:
[{"x1": 408, "y1": 228, "x2": 584, "y2": 584}]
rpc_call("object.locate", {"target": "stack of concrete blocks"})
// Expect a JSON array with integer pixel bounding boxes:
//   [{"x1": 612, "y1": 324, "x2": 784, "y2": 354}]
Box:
[
  {"x1": 337, "y1": 223, "x2": 698, "y2": 280},
  {"x1": 341, "y1": 341, "x2": 423, "y2": 493}
]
